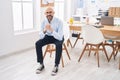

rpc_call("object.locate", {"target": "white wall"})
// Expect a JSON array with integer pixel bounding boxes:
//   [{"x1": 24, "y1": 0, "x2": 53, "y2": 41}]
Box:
[
  {"x1": 64, "y1": 0, "x2": 72, "y2": 21},
  {"x1": 34, "y1": 0, "x2": 41, "y2": 29},
  {"x1": 0, "y1": 0, "x2": 40, "y2": 56},
  {"x1": 110, "y1": 0, "x2": 120, "y2": 7}
]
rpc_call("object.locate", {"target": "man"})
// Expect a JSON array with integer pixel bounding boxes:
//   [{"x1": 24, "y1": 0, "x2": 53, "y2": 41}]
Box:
[{"x1": 35, "y1": 7, "x2": 64, "y2": 76}]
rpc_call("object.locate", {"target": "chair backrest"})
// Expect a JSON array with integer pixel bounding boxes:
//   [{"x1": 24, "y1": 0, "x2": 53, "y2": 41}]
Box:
[
  {"x1": 63, "y1": 22, "x2": 70, "y2": 42},
  {"x1": 82, "y1": 25, "x2": 104, "y2": 44}
]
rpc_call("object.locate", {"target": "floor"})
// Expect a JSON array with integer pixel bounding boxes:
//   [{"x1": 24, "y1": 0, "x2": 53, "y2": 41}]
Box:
[{"x1": 0, "y1": 38, "x2": 120, "y2": 80}]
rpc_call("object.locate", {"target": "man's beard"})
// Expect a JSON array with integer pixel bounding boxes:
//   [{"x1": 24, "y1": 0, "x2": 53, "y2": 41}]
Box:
[{"x1": 47, "y1": 15, "x2": 53, "y2": 23}]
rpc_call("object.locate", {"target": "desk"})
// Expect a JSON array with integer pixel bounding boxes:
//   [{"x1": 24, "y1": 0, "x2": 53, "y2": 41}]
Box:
[
  {"x1": 69, "y1": 24, "x2": 120, "y2": 37},
  {"x1": 100, "y1": 25, "x2": 120, "y2": 37}
]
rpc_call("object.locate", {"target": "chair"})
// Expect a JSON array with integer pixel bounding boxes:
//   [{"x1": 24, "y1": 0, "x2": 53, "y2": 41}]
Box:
[
  {"x1": 78, "y1": 25, "x2": 109, "y2": 67},
  {"x1": 43, "y1": 22, "x2": 71, "y2": 67}
]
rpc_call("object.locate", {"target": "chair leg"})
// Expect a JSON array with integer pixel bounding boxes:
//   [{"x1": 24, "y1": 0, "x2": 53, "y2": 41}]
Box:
[
  {"x1": 96, "y1": 46, "x2": 100, "y2": 67},
  {"x1": 102, "y1": 44, "x2": 109, "y2": 62},
  {"x1": 67, "y1": 39, "x2": 72, "y2": 48},
  {"x1": 88, "y1": 45, "x2": 92, "y2": 57},
  {"x1": 114, "y1": 44, "x2": 120, "y2": 59},
  {"x1": 108, "y1": 42, "x2": 118, "y2": 61},
  {"x1": 43, "y1": 45, "x2": 50, "y2": 59},
  {"x1": 78, "y1": 44, "x2": 87, "y2": 62},
  {"x1": 49, "y1": 45, "x2": 54, "y2": 57},
  {"x1": 63, "y1": 43, "x2": 71, "y2": 60},
  {"x1": 109, "y1": 51, "x2": 114, "y2": 61},
  {"x1": 104, "y1": 41, "x2": 115, "y2": 61},
  {"x1": 95, "y1": 45, "x2": 100, "y2": 67}
]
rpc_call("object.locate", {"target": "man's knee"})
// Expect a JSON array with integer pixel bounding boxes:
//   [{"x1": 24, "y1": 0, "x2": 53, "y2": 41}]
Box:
[
  {"x1": 35, "y1": 40, "x2": 42, "y2": 47},
  {"x1": 54, "y1": 41, "x2": 63, "y2": 47}
]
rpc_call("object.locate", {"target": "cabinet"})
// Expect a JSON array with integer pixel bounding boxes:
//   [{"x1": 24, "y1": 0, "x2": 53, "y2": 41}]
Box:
[{"x1": 109, "y1": 7, "x2": 120, "y2": 17}]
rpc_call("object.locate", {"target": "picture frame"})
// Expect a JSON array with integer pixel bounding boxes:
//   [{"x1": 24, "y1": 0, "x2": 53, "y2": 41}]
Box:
[{"x1": 41, "y1": 0, "x2": 54, "y2": 7}]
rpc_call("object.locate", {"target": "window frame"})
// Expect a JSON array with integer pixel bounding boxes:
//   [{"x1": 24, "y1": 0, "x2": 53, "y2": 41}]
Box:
[
  {"x1": 54, "y1": 0, "x2": 64, "y2": 21},
  {"x1": 12, "y1": 0, "x2": 34, "y2": 32}
]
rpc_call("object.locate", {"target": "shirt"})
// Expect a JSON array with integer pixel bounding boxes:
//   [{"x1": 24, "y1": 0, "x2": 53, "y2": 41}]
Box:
[{"x1": 39, "y1": 17, "x2": 63, "y2": 41}]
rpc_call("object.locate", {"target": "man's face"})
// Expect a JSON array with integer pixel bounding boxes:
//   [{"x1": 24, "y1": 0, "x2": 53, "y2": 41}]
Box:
[{"x1": 45, "y1": 8, "x2": 54, "y2": 23}]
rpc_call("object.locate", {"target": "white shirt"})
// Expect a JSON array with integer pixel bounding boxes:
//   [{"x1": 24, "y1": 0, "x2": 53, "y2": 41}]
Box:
[{"x1": 39, "y1": 17, "x2": 63, "y2": 41}]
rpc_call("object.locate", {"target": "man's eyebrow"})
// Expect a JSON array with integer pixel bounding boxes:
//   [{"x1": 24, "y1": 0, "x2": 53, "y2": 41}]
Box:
[
  {"x1": 46, "y1": 11, "x2": 52, "y2": 12},
  {"x1": 46, "y1": 11, "x2": 53, "y2": 13}
]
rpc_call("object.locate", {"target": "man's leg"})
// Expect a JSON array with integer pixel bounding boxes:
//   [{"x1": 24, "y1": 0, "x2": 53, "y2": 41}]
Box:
[
  {"x1": 51, "y1": 39, "x2": 64, "y2": 76},
  {"x1": 54, "y1": 39, "x2": 64, "y2": 67},
  {"x1": 35, "y1": 35, "x2": 50, "y2": 64},
  {"x1": 36, "y1": 35, "x2": 56, "y2": 74}
]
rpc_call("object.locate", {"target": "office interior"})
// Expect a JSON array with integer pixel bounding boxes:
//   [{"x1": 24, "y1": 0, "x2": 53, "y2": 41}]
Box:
[{"x1": 0, "y1": 0, "x2": 120, "y2": 80}]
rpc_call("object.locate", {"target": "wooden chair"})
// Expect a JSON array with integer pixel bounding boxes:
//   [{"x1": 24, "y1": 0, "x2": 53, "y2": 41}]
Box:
[
  {"x1": 78, "y1": 25, "x2": 109, "y2": 67},
  {"x1": 43, "y1": 22, "x2": 71, "y2": 67}
]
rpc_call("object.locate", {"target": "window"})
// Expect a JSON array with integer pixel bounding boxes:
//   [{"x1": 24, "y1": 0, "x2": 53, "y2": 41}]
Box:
[
  {"x1": 54, "y1": 0, "x2": 64, "y2": 21},
  {"x1": 12, "y1": 0, "x2": 33, "y2": 31},
  {"x1": 77, "y1": 0, "x2": 84, "y2": 8}
]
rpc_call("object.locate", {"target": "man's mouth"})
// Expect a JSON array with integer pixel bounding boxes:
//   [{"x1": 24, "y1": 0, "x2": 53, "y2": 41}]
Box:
[{"x1": 47, "y1": 15, "x2": 52, "y2": 18}]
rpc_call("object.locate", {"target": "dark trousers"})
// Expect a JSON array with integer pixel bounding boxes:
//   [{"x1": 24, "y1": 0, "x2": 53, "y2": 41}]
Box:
[{"x1": 35, "y1": 35, "x2": 64, "y2": 66}]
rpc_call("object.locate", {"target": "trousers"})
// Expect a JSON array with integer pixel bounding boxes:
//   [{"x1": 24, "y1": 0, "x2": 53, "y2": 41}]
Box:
[{"x1": 35, "y1": 35, "x2": 64, "y2": 66}]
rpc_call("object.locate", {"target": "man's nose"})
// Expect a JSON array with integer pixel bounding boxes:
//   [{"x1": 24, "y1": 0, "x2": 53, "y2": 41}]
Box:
[{"x1": 47, "y1": 14, "x2": 51, "y2": 16}]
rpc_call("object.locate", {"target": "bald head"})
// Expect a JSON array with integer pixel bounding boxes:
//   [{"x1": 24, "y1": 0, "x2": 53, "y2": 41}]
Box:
[
  {"x1": 45, "y1": 7, "x2": 55, "y2": 23},
  {"x1": 45, "y1": 7, "x2": 54, "y2": 13}
]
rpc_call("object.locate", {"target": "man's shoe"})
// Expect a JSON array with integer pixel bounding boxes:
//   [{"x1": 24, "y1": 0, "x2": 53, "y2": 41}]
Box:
[
  {"x1": 36, "y1": 65, "x2": 45, "y2": 74},
  {"x1": 51, "y1": 66, "x2": 58, "y2": 76}
]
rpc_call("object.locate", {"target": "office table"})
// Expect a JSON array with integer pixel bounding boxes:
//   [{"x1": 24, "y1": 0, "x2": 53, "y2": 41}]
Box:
[{"x1": 69, "y1": 24, "x2": 120, "y2": 37}]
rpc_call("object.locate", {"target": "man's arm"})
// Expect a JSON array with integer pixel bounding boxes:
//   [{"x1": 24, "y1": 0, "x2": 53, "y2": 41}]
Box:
[
  {"x1": 52, "y1": 20, "x2": 63, "y2": 41},
  {"x1": 39, "y1": 21, "x2": 46, "y2": 39}
]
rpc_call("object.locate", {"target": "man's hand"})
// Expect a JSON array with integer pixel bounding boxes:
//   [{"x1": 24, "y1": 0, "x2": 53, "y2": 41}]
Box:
[
  {"x1": 43, "y1": 28, "x2": 47, "y2": 34},
  {"x1": 45, "y1": 24, "x2": 53, "y2": 32}
]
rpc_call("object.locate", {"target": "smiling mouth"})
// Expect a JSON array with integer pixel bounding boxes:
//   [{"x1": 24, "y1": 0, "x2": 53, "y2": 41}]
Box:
[
  {"x1": 47, "y1": 16, "x2": 52, "y2": 20},
  {"x1": 47, "y1": 15, "x2": 52, "y2": 18}
]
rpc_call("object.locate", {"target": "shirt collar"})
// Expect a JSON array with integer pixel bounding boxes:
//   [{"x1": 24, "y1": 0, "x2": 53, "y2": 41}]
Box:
[{"x1": 45, "y1": 16, "x2": 55, "y2": 24}]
